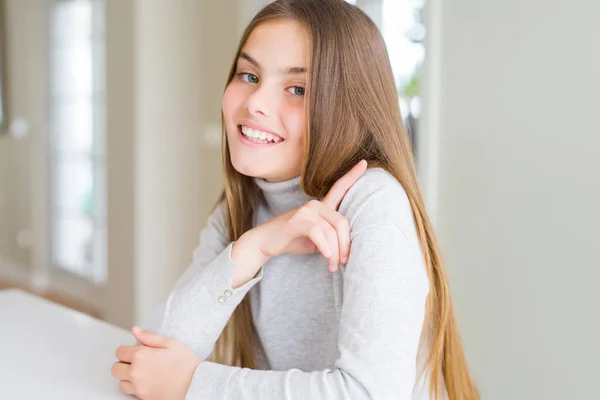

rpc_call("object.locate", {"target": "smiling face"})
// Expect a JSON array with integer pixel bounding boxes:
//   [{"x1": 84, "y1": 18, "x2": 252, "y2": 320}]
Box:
[{"x1": 222, "y1": 19, "x2": 309, "y2": 182}]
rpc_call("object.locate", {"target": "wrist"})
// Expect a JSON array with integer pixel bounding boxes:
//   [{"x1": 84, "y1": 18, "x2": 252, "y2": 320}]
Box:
[
  {"x1": 242, "y1": 226, "x2": 272, "y2": 259},
  {"x1": 230, "y1": 229, "x2": 270, "y2": 289}
]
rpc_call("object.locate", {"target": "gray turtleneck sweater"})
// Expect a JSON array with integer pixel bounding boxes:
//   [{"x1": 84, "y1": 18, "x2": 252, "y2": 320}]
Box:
[{"x1": 147, "y1": 167, "x2": 436, "y2": 399}]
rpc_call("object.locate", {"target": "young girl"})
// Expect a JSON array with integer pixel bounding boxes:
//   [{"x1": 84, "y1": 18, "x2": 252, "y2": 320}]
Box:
[{"x1": 111, "y1": 0, "x2": 478, "y2": 399}]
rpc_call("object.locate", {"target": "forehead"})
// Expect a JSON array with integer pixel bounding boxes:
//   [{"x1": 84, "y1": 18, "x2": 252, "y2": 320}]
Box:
[{"x1": 241, "y1": 20, "x2": 309, "y2": 69}]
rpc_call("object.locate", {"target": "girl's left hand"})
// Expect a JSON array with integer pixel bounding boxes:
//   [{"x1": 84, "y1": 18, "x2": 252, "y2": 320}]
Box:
[{"x1": 111, "y1": 326, "x2": 200, "y2": 400}]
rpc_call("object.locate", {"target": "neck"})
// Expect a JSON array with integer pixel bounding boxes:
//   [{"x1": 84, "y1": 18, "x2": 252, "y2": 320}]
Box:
[{"x1": 253, "y1": 174, "x2": 316, "y2": 216}]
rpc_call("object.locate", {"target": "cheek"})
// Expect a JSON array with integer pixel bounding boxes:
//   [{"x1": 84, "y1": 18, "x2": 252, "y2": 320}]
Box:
[
  {"x1": 281, "y1": 102, "x2": 306, "y2": 144},
  {"x1": 222, "y1": 83, "x2": 244, "y2": 121}
]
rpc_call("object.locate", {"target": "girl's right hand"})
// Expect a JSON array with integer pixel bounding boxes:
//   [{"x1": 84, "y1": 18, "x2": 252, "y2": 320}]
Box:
[{"x1": 248, "y1": 160, "x2": 368, "y2": 273}]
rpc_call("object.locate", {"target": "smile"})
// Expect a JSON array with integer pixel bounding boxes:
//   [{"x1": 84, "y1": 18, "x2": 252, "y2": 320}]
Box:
[{"x1": 238, "y1": 125, "x2": 284, "y2": 146}]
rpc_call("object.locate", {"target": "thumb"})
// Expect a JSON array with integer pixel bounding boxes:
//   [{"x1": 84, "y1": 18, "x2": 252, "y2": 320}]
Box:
[{"x1": 132, "y1": 326, "x2": 172, "y2": 348}]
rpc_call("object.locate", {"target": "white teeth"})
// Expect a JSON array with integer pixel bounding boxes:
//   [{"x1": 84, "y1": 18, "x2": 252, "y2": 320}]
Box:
[
  {"x1": 241, "y1": 126, "x2": 253, "y2": 137},
  {"x1": 241, "y1": 125, "x2": 281, "y2": 143},
  {"x1": 241, "y1": 126, "x2": 254, "y2": 138}
]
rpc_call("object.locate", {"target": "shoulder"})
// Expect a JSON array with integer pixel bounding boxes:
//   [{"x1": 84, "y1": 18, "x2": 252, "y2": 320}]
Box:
[{"x1": 338, "y1": 167, "x2": 417, "y2": 244}]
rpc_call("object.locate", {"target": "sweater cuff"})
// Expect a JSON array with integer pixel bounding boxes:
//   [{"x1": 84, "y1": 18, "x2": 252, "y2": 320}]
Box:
[
  {"x1": 201, "y1": 242, "x2": 264, "y2": 309},
  {"x1": 186, "y1": 361, "x2": 234, "y2": 400}
]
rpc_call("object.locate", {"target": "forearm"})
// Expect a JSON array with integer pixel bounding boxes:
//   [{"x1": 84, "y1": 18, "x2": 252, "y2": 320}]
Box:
[
  {"x1": 159, "y1": 243, "x2": 263, "y2": 358},
  {"x1": 186, "y1": 362, "x2": 411, "y2": 400},
  {"x1": 230, "y1": 227, "x2": 271, "y2": 289}
]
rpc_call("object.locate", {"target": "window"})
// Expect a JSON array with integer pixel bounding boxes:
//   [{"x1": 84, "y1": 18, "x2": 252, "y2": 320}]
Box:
[{"x1": 48, "y1": 0, "x2": 107, "y2": 283}]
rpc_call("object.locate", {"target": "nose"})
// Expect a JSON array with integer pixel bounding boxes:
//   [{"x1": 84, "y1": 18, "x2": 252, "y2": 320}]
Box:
[{"x1": 244, "y1": 86, "x2": 271, "y2": 118}]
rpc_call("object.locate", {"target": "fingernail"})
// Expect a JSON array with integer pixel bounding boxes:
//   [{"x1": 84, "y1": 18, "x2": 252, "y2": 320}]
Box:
[{"x1": 342, "y1": 257, "x2": 348, "y2": 264}]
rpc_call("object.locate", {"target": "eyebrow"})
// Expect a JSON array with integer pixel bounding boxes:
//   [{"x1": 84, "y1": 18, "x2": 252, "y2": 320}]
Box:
[{"x1": 239, "y1": 51, "x2": 307, "y2": 75}]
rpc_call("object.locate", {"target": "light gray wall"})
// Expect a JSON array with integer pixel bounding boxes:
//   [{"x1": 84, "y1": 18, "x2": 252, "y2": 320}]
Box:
[
  {"x1": 103, "y1": 0, "x2": 136, "y2": 328},
  {"x1": 0, "y1": 0, "x2": 42, "y2": 274},
  {"x1": 134, "y1": 0, "x2": 241, "y2": 324},
  {"x1": 428, "y1": 0, "x2": 599, "y2": 398}
]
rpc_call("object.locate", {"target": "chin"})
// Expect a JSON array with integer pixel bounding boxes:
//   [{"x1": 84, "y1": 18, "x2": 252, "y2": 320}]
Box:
[{"x1": 230, "y1": 156, "x2": 269, "y2": 179}]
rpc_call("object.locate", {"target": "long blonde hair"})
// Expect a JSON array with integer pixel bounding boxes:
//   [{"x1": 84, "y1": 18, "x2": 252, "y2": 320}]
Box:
[{"x1": 210, "y1": 1, "x2": 478, "y2": 398}]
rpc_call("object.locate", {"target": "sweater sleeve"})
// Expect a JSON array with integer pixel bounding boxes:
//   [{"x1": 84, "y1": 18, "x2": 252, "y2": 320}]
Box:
[
  {"x1": 184, "y1": 169, "x2": 430, "y2": 399},
  {"x1": 145, "y1": 200, "x2": 264, "y2": 360}
]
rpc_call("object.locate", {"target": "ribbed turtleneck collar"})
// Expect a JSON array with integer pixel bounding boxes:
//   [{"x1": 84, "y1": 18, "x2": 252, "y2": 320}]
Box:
[{"x1": 253, "y1": 175, "x2": 316, "y2": 217}]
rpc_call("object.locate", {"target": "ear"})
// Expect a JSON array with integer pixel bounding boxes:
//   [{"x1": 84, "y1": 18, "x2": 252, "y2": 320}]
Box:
[{"x1": 132, "y1": 326, "x2": 172, "y2": 348}]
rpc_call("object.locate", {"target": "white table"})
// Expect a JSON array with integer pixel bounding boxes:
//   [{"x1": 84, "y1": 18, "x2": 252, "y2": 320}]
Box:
[{"x1": 0, "y1": 289, "x2": 135, "y2": 399}]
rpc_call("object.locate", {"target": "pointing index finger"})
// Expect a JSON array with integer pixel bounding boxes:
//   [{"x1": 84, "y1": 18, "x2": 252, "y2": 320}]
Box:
[{"x1": 322, "y1": 160, "x2": 367, "y2": 210}]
